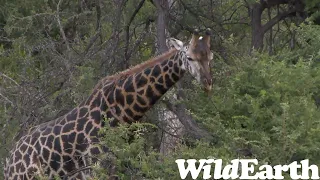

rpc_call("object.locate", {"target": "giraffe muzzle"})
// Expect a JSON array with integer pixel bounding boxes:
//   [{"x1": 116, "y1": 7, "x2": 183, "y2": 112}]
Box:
[{"x1": 203, "y1": 78, "x2": 212, "y2": 92}]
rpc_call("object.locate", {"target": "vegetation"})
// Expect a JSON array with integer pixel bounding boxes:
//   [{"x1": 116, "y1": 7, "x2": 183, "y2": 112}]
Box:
[{"x1": 0, "y1": 0, "x2": 320, "y2": 179}]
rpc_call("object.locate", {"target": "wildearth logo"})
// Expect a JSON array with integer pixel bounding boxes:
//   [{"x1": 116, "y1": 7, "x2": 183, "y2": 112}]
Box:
[{"x1": 175, "y1": 159, "x2": 319, "y2": 179}]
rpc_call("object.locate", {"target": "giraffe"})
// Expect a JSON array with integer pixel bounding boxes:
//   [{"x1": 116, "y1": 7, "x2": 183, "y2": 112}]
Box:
[{"x1": 3, "y1": 29, "x2": 213, "y2": 180}]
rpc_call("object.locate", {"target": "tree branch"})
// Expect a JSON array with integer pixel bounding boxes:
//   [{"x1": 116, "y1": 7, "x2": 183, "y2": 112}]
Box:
[
  {"x1": 95, "y1": 0, "x2": 102, "y2": 31},
  {"x1": 261, "y1": 7, "x2": 298, "y2": 34},
  {"x1": 56, "y1": 0, "x2": 70, "y2": 51},
  {"x1": 124, "y1": 0, "x2": 146, "y2": 69},
  {"x1": 261, "y1": 0, "x2": 290, "y2": 9},
  {"x1": 154, "y1": 0, "x2": 169, "y2": 53},
  {"x1": 127, "y1": 18, "x2": 154, "y2": 59},
  {"x1": 0, "y1": 92, "x2": 14, "y2": 107},
  {"x1": 95, "y1": 0, "x2": 103, "y2": 44},
  {"x1": 0, "y1": 72, "x2": 20, "y2": 86}
]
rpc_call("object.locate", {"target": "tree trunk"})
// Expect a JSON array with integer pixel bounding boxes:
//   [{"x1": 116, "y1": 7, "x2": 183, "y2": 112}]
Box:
[
  {"x1": 154, "y1": 0, "x2": 169, "y2": 53},
  {"x1": 251, "y1": 3, "x2": 264, "y2": 51},
  {"x1": 154, "y1": 0, "x2": 185, "y2": 156}
]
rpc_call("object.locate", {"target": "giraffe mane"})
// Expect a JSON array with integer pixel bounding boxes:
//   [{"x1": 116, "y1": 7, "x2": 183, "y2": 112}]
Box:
[
  {"x1": 94, "y1": 48, "x2": 178, "y2": 90},
  {"x1": 111, "y1": 48, "x2": 178, "y2": 79}
]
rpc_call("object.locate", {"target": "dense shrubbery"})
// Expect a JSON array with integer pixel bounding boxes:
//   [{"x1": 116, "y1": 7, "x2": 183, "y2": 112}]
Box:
[{"x1": 90, "y1": 23, "x2": 320, "y2": 179}]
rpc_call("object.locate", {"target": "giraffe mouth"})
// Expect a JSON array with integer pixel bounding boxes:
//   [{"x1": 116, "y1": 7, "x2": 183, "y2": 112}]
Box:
[
  {"x1": 202, "y1": 78, "x2": 212, "y2": 93},
  {"x1": 203, "y1": 85, "x2": 212, "y2": 94},
  {"x1": 203, "y1": 85, "x2": 212, "y2": 97},
  {"x1": 205, "y1": 84, "x2": 212, "y2": 91}
]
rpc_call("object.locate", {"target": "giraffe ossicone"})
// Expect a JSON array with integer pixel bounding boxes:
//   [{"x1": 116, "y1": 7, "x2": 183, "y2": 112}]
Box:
[{"x1": 4, "y1": 30, "x2": 213, "y2": 180}]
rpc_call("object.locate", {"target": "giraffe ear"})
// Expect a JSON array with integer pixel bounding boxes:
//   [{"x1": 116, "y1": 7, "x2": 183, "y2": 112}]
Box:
[{"x1": 166, "y1": 38, "x2": 184, "y2": 50}]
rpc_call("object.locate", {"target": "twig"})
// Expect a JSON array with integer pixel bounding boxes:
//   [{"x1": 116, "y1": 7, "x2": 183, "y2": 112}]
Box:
[
  {"x1": 261, "y1": 6, "x2": 298, "y2": 34},
  {"x1": 56, "y1": 0, "x2": 70, "y2": 51},
  {"x1": 84, "y1": 30, "x2": 102, "y2": 55},
  {"x1": 127, "y1": 18, "x2": 153, "y2": 60},
  {"x1": 124, "y1": 0, "x2": 146, "y2": 69},
  {"x1": 0, "y1": 72, "x2": 20, "y2": 86},
  {"x1": 0, "y1": 92, "x2": 14, "y2": 106},
  {"x1": 95, "y1": 0, "x2": 103, "y2": 44}
]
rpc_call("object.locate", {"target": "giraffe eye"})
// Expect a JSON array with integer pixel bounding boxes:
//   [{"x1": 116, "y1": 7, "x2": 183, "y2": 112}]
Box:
[{"x1": 187, "y1": 56, "x2": 194, "y2": 61}]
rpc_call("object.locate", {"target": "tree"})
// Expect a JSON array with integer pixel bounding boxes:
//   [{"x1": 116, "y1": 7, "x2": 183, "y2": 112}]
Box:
[{"x1": 247, "y1": 0, "x2": 305, "y2": 50}]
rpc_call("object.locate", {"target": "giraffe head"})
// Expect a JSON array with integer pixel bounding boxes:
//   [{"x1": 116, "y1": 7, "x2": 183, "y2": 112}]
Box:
[{"x1": 167, "y1": 29, "x2": 213, "y2": 92}]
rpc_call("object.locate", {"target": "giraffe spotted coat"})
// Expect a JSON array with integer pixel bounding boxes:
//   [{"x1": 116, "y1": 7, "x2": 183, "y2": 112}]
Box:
[{"x1": 4, "y1": 31, "x2": 213, "y2": 179}]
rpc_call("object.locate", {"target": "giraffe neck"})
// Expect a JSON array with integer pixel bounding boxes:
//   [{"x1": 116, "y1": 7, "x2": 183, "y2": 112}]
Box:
[
  {"x1": 3, "y1": 49, "x2": 188, "y2": 179},
  {"x1": 82, "y1": 49, "x2": 187, "y2": 126}
]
